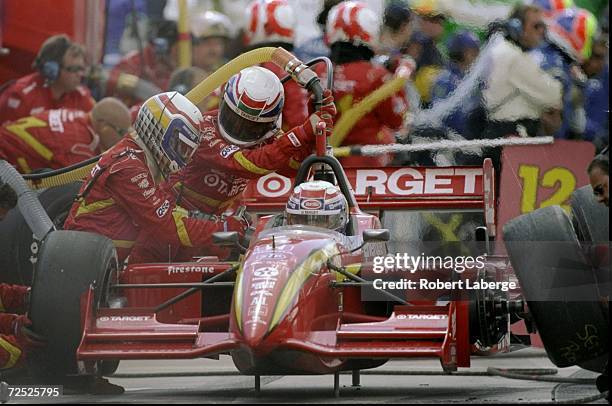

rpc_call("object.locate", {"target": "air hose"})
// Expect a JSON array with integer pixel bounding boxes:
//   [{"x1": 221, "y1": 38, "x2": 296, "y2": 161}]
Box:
[
  {"x1": 19, "y1": 46, "x2": 320, "y2": 190},
  {"x1": 329, "y1": 68, "x2": 412, "y2": 148},
  {"x1": 0, "y1": 160, "x2": 55, "y2": 240}
]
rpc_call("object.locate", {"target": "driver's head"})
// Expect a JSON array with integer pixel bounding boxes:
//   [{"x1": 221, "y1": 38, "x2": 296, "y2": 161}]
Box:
[
  {"x1": 134, "y1": 92, "x2": 203, "y2": 177},
  {"x1": 218, "y1": 66, "x2": 284, "y2": 147},
  {"x1": 286, "y1": 181, "x2": 348, "y2": 232}
]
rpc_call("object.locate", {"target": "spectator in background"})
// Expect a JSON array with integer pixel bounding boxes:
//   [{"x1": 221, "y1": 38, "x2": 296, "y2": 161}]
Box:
[
  {"x1": 0, "y1": 35, "x2": 95, "y2": 125},
  {"x1": 407, "y1": 3, "x2": 448, "y2": 108},
  {"x1": 380, "y1": 0, "x2": 413, "y2": 56},
  {"x1": 482, "y1": 4, "x2": 562, "y2": 174},
  {"x1": 103, "y1": 0, "x2": 147, "y2": 67},
  {"x1": 106, "y1": 20, "x2": 178, "y2": 107},
  {"x1": 190, "y1": 11, "x2": 232, "y2": 71},
  {"x1": 293, "y1": 0, "x2": 343, "y2": 62},
  {"x1": 326, "y1": 1, "x2": 410, "y2": 168},
  {"x1": 430, "y1": 30, "x2": 481, "y2": 137},
  {"x1": 582, "y1": 36, "x2": 608, "y2": 150},
  {"x1": 242, "y1": 0, "x2": 309, "y2": 131},
  {"x1": 483, "y1": 4, "x2": 562, "y2": 139},
  {"x1": 533, "y1": 7, "x2": 598, "y2": 139},
  {"x1": 0, "y1": 98, "x2": 131, "y2": 174}
]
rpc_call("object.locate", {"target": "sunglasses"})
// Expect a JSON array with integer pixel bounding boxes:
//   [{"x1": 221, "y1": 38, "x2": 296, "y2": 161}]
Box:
[{"x1": 63, "y1": 65, "x2": 87, "y2": 73}]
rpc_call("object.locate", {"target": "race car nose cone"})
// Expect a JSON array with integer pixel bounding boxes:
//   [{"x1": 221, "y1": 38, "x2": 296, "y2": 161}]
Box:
[{"x1": 241, "y1": 324, "x2": 272, "y2": 356}]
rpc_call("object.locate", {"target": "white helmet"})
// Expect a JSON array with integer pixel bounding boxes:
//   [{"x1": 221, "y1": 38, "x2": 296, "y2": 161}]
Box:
[
  {"x1": 326, "y1": 1, "x2": 380, "y2": 50},
  {"x1": 191, "y1": 10, "x2": 232, "y2": 40},
  {"x1": 244, "y1": 0, "x2": 295, "y2": 47},
  {"x1": 218, "y1": 66, "x2": 284, "y2": 147},
  {"x1": 134, "y1": 92, "x2": 203, "y2": 176},
  {"x1": 286, "y1": 181, "x2": 348, "y2": 232}
]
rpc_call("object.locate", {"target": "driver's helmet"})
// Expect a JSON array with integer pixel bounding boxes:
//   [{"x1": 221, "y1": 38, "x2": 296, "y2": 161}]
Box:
[
  {"x1": 527, "y1": 0, "x2": 574, "y2": 17},
  {"x1": 286, "y1": 181, "x2": 348, "y2": 232},
  {"x1": 218, "y1": 66, "x2": 284, "y2": 147},
  {"x1": 134, "y1": 92, "x2": 203, "y2": 177}
]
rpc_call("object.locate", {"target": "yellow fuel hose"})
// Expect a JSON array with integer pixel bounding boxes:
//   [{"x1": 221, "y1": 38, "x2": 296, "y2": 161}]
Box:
[
  {"x1": 177, "y1": 0, "x2": 192, "y2": 68},
  {"x1": 329, "y1": 75, "x2": 408, "y2": 148},
  {"x1": 24, "y1": 47, "x2": 303, "y2": 190}
]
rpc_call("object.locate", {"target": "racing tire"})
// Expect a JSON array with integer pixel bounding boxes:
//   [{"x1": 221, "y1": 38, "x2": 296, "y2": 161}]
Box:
[
  {"x1": 0, "y1": 182, "x2": 81, "y2": 285},
  {"x1": 503, "y1": 205, "x2": 609, "y2": 371},
  {"x1": 570, "y1": 185, "x2": 609, "y2": 243},
  {"x1": 28, "y1": 230, "x2": 119, "y2": 380}
]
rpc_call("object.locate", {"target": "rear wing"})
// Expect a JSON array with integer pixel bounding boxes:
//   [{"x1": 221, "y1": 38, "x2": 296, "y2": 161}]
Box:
[{"x1": 240, "y1": 159, "x2": 496, "y2": 236}]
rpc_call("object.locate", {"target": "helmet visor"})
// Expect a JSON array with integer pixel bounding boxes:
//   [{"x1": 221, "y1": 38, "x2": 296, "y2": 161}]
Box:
[
  {"x1": 286, "y1": 213, "x2": 345, "y2": 231},
  {"x1": 218, "y1": 99, "x2": 278, "y2": 145},
  {"x1": 161, "y1": 118, "x2": 200, "y2": 168}
]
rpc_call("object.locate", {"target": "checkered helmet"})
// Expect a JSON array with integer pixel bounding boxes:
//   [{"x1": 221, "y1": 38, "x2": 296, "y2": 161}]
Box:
[{"x1": 134, "y1": 92, "x2": 203, "y2": 177}]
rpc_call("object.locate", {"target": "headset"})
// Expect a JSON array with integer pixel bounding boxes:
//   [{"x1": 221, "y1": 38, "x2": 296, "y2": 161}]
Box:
[
  {"x1": 505, "y1": 17, "x2": 524, "y2": 44},
  {"x1": 32, "y1": 35, "x2": 72, "y2": 84}
]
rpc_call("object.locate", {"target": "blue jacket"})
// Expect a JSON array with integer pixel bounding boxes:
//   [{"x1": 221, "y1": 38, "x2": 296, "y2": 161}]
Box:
[{"x1": 584, "y1": 67, "x2": 609, "y2": 145}]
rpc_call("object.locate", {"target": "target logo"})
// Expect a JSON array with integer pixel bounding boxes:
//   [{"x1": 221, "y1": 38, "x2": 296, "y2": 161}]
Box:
[
  {"x1": 256, "y1": 173, "x2": 292, "y2": 198},
  {"x1": 204, "y1": 174, "x2": 220, "y2": 188}
]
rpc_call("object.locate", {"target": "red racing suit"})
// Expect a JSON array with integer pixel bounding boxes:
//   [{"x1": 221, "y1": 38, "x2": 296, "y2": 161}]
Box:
[
  {"x1": 329, "y1": 61, "x2": 407, "y2": 167},
  {"x1": 0, "y1": 284, "x2": 29, "y2": 370},
  {"x1": 0, "y1": 109, "x2": 100, "y2": 173},
  {"x1": 261, "y1": 62, "x2": 309, "y2": 131},
  {"x1": 128, "y1": 111, "x2": 316, "y2": 263},
  {"x1": 106, "y1": 46, "x2": 174, "y2": 107},
  {"x1": 63, "y1": 136, "x2": 226, "y2": 264},
  {"x1": 0, "y1": 72, "x2": 95, "y2": 125},
  {"x1": 165, "y1": 111, "x2": 314, "y2": 214}
]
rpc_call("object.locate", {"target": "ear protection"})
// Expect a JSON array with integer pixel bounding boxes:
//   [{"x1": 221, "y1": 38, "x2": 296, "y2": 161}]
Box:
[
  {"x1": 505, "y1": 17, "x2": 524, "y2": 44},
  {"x1": 33, "y1": 35, "x2": 72, "y2": 84}
]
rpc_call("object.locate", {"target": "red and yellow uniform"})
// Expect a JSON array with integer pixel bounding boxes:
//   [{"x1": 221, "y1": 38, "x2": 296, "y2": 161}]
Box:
[
  {"x1": 0, "y1": 284, "x2": 30, "y2": 370},
  {"x1": 0, "y1": 72, "x2": 94, "y2": 124},
  {"x1": 0, "y1": 109, "x2": 99, "y2": 173},
  {"x1": 63, "y1": 136, "x2": 225, "y2": 263},
  {"x1": 261, "y1": 62, "x2": 309, "y2": 131},
  {"x1": 327, "y1": 61, "x2": 407, "y2": 167},
  {"x1": 164, "y1": 111, "x2": 314, "y2": 215}
]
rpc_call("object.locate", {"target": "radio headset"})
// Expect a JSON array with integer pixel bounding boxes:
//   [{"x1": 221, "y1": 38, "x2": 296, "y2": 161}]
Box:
[{"x1": 32, "y1": 35, "x2": 72, "y2": 85}]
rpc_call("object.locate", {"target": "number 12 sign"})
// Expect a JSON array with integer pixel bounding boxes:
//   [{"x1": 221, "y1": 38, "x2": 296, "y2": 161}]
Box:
[{"x1": 496, "y1": 140, "x2": 595, "y2": 239}]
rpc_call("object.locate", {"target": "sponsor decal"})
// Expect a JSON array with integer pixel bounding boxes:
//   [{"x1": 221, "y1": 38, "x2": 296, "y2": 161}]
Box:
[
  {"x1": 30, "y1": 107, "x2": 44, "y2": 115},
  {"x1": 220, "y1": 144, "x2": 240, "y2": 158},
  {"x1": 48, "y1": 109, "x2": 64, "y2": 132},
  {"x1": 131, "y1": 172, "x2": 148, "y2": 183},
  {"x1": 98, "y1": 316, "x2": 151, "y2": 322},
  {"x1": 256, "y1": 173, "x2": 292, "y2": 198},
  {"x1": 302, "y1": 199, "x2": 323, "y2": 210},
  {"x1": 143, "y1": 188, "x2": 156, "y2": 199},
  {"x1": 286, "y1": 131, "x2": 301, "y2": 147},
  {"x1": 167, "y1": 265, "x2": 215, "y2": 275},
  {"x1": 156, "y1": 200, "x2": 170, "y2": 218},
  {"x1": 138, "y1": 178, "x2": 150, "y2": 189}
]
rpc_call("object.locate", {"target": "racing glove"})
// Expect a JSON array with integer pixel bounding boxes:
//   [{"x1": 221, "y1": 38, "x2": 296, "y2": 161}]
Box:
[{"x1": 305, "y1": 89, "x2": 336, "y2": 138}]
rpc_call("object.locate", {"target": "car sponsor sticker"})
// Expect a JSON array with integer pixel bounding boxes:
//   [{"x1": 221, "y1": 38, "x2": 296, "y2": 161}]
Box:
[{"x1": 156, "y1": 200, "x2": 170, "y2": 218}]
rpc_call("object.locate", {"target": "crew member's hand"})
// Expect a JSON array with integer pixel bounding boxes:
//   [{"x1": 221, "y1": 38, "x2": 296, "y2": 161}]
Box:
[
  {"x1": 394, "y1": 55, "x2": 417, "y2": 79},
  {"x1": 306, "y1": 89, "x2": 336, "y2": 137}
]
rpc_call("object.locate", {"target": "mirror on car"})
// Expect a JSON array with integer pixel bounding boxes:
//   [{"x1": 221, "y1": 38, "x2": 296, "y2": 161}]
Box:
[
  {"x1": 212, "y1": 231, "x2": 239, "y2": 246},
  {"x1": 363, "y1": 229, "x2": 390, "y2": 243}
]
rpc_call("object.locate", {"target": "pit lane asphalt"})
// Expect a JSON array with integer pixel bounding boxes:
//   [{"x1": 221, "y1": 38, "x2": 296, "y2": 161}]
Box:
[{"x1": 12, "y1": 348, "x2": 606, "y2": 404}]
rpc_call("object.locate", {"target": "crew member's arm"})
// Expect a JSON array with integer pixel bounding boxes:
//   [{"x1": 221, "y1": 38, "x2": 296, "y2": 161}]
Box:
[
  {"x1": 106, "y1": 162, "x2": 223, "y2": 249},
  {"x1": 216, "y1": 90, "x2": 336, "y2": 178},
  {"x1": 508, "y1": 53, "x2": 563, "y2": 110}
]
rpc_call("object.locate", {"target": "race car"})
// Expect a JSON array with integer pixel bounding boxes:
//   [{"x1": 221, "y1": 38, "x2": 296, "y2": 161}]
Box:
[{"x1": 6, "y1": 137, "x2": 599, "y2": 395}]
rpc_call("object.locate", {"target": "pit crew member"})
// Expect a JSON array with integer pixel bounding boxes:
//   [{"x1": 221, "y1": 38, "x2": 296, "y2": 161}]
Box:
[
  {"x1": 0, "y1": 98, "x2": 130, "y2": 173},
  {"x1": 325, "y1": 1, "x2": 409, "y2": 167},
  {"x1": 63, "y1": 92, "x2": 236, "y2": 264},
  {"x1": 130, "y1": 66, "x2": 336, "y2": 262},
  {"x1": 243, "y1": 0, "x2": 309, "y2": 130},
  {"x1": 0, "y1": 34, "x2": 95, "y2": 124}
]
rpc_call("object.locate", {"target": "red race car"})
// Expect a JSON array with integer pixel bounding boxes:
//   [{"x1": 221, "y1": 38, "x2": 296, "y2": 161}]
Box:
[{"x1": 22, "y1": 146, "x2": 608, "y2": 394}]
